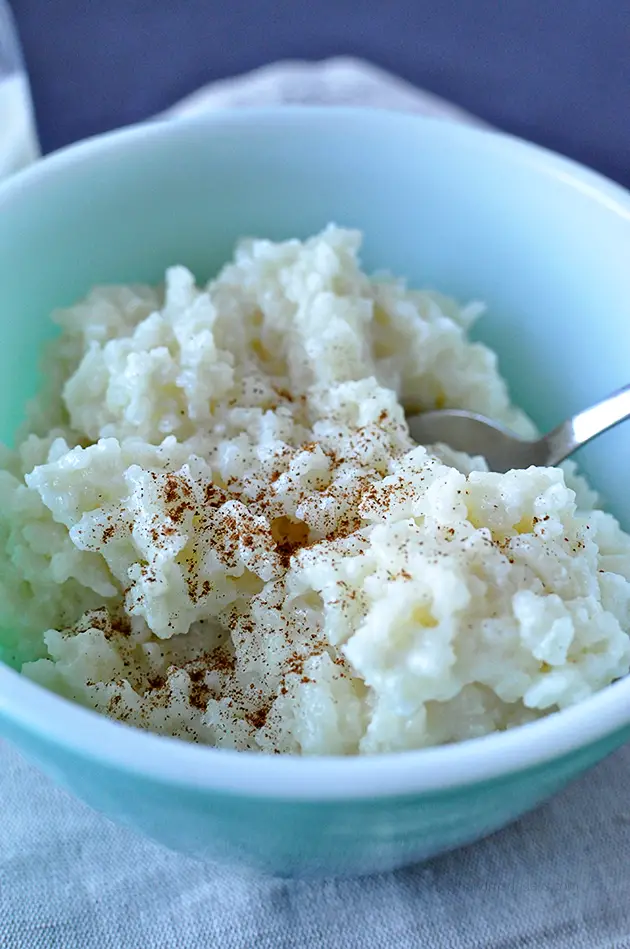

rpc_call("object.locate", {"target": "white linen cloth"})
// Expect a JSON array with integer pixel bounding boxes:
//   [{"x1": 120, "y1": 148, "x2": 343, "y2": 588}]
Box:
[{"x1": 1, "y1": 57, "x2": 629, "y2": 949}]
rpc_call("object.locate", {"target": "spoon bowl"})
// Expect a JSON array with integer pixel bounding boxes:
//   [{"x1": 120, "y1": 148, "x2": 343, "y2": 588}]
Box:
[{"x1": 408, "y1": 384, "x2": 630, "y2": 472}]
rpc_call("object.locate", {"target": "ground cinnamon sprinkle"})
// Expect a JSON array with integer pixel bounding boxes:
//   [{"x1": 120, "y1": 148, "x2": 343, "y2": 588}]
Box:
[
  {"x1": 163, "y1": 474, "x2": 180, "y2": 505},
  {"x1": 285, "y1": 651, "x2": 305, "y2": 677},
  {"x1": 273, "y1": 386, "x2": 294, "y2": 403},
  {"x1": 169, "y1": 501, "x2": 191, "y2": 525},
  {"x1": 270, "y1": 515, "x2": 310, "y2": 569},
  {"x1": 147, "y1": 674, "x2": 166, "y2": 691},
  {"x1": 185, "y1": 665, "x2": 213, "y2": 710},
  {"x1": 206, "y1": 646, "x2": 236, "y2": 675},
  {"x1": 245, "y1": 702, "x2": 272, "y2": 730},
  {"x1": 107, "y1": 694, "x2": 122, "y2": 715},
  {"x1": 204, "y1": 483, "x2": 228, "y2": 508},
  {"x1": 109, "y1": 615, "x2": 132, "y2": 637}
]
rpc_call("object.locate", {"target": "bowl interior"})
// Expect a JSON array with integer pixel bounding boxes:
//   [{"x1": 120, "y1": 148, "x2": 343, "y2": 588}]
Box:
[{"x1": 0, "y1": 108, "x2": 628, "y2": 525}]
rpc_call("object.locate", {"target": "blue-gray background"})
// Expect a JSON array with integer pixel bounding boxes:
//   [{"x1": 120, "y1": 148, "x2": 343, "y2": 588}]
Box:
[{"x1": 9, "y1": 0, "x2": 630, "y2": 189}]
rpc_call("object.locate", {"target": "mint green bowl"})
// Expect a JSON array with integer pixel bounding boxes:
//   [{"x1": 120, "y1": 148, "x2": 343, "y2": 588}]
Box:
[{"x1": 1, "y1": 109, "x2": 629, "y2": 878}]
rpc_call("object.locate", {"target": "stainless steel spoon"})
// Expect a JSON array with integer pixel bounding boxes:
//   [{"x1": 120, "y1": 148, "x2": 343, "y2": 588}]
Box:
[{"x1": 407, "y1": 384, "x2": 630, "y2": 473}]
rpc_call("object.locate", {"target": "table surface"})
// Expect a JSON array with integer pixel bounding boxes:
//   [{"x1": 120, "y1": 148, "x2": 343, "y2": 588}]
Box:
[{"x1": 8, "y1": 0, "x2": 630, "y2": 190}]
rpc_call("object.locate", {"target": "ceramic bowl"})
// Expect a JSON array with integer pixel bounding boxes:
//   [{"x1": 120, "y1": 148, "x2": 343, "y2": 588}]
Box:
[{"x1": 0, "y1": 108, "x2": 629, "y2": 877}]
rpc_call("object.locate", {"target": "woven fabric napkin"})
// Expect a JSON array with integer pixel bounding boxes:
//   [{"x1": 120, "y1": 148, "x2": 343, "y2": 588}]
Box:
[{"x1": 2, "y1": 57, "x2": 630, "y2": 949}]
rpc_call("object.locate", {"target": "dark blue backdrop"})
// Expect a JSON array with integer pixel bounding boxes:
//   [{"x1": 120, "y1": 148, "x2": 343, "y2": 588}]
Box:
[{"x1": 9, "y1": 0, "x2": 630, "y2": 189}]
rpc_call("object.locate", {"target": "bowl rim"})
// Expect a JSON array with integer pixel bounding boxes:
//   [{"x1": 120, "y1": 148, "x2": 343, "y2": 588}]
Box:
[{"x1": 1, "y1": 105, "x2": 630, "y2": 801}]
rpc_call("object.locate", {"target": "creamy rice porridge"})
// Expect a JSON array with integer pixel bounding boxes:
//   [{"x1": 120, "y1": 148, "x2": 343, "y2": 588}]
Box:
[{"x1": 1, "y1": 226, "x2": 629, "y2": 754}]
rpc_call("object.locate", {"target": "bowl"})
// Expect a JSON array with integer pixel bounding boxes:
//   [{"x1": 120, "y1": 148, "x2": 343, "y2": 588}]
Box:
[{"x1": 0, "y1": 108, "x2": 629, "y2": 878}]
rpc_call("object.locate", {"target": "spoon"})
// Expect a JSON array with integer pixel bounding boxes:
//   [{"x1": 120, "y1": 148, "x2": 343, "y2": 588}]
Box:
[{"x1": 407, "y1": 384, "x2": 630, "y2": 473}]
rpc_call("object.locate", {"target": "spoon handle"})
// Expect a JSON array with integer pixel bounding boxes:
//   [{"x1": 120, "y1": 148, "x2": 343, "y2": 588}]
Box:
[{"x1": 543, "y1": 384, "x2": 630, "y2": 466}]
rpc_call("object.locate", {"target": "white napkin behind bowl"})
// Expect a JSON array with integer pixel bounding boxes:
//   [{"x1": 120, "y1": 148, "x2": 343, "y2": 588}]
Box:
[{"x1": 163, "y1": 56, "x2": 488, "y2": 126}]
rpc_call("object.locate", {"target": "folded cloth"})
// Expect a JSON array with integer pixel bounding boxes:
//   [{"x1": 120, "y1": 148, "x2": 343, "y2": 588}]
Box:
[
  {"x1": 2, "y1": 57, "x2": 630, "y2": 949},
  {"x1": 2, "y1": 739, "x2": 630, "y2": 948},
  {"x1": 162, "y1": 56, "x2": 487, "y2": 127}
]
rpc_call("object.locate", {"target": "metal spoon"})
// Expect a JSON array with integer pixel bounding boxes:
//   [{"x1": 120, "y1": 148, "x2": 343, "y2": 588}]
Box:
[{"x1": 407, "y1": 384, "x2": 630, "y2": 473}]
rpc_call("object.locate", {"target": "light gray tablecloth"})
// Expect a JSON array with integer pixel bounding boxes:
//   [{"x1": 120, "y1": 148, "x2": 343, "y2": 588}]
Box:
[
  {"x1": 2, "y1": 60, "x2": 630, "y2": 949},
  {"x1": 2, "y1": 739, "x2": 630, "y2": 949}
]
